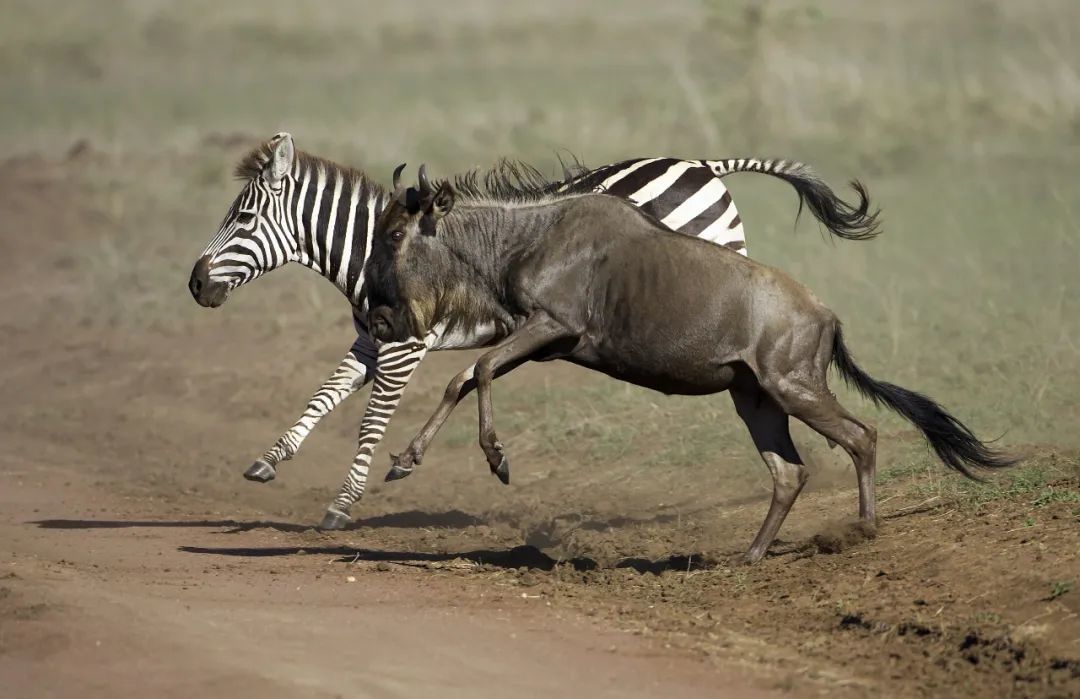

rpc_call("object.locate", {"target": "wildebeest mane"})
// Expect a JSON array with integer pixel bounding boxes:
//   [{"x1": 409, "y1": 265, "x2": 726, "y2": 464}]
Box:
[{"x1": 442, "y1": 155, "x2": 589, "y2": 204}]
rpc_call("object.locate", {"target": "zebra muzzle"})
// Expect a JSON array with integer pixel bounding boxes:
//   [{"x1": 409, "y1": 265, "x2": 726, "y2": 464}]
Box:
[{"x1": 188, "y1": 256, "x2": 229, "y2": 308}]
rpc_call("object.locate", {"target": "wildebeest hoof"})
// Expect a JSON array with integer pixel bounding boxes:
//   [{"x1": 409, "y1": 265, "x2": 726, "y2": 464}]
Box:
[
  {"x1": 385, "y1": 451, "x2": 417, "y2": 482},
  {"x1": 492, "y1": 454, "x2": 510, "y2": 485},
  {"x1": 726, "y1": 552, "x2": 756, "y2": 568},
  {"x1": 385, "y1": 462, "x2": 413, "y2": 482},
  {"x1": 318, "y1": 509, "x2": 351, "y2": 531},
  {"x1": 243, "y1": 459, "x2": 277, "y2": 483}
]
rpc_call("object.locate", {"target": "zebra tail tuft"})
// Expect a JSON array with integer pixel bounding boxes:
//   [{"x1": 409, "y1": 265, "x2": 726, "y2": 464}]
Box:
[{"x1": 706, "y1": 158, "x2": 882, "y2": 241}]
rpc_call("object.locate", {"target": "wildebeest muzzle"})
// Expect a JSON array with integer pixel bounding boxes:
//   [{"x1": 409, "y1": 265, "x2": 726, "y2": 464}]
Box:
[{"x1": 367, "y1": 305, "x2": 401, "y2": 343}]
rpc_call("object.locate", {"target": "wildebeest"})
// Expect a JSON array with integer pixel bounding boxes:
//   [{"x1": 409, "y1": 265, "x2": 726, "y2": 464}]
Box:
[
  {"x1": 187, "y1": 133, "x2": 879, "y2": 532},
  {"x1": 365, "y1": 165, "x2": 1015, "y2": 563}
]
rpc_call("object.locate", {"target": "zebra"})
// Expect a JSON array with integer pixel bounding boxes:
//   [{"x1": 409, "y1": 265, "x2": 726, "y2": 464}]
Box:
[{"x1": 189, "y1": 132, "x2": 879, "y2": 530}]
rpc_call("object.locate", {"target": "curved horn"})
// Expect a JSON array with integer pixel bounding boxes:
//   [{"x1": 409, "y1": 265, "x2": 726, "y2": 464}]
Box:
[
  {"x1": 392, "y1": 163, "x2": 407, "y2": 190},
  {"x1": 417, "y1": 164, "x2": 432, "y2": 196}
]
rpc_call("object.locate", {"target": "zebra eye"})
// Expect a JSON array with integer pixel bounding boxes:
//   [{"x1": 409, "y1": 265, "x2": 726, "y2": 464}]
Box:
[
  {"x1": 235, "y1": 212, "x2": 257, "y2": 225},
  {"x1": 390, "y1": 229, "x2": 405, "y2": 242}
]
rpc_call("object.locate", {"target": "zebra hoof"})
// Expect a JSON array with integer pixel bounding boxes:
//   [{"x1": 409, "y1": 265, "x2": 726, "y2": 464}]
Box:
[
  {"x1": 243, "y1": 460, "x2": 277, "y2": 483},
  {"x1": 384, "y1": 463, "x2": 413, "y2": 482},
  {"x1": 492, "y1": 455, "x2": 510, "y2": 485},
  {"x1": 319, "y1": 509, "x2": 351, "y2": 531}
]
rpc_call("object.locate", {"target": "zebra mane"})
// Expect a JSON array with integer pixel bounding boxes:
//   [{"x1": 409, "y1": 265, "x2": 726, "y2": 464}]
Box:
[
  {"x1": 233, "y1": 140, "x2": 277, "y2": 180},
  {"x1": 234, "y1": 140, "x2": 590, "y2": 207},
  {"x1": 443, "y1": 155, "x2": 588, "y2": 205},
  {"x1": 233, "y1": 139, "x2": 382, "y2": 193}
]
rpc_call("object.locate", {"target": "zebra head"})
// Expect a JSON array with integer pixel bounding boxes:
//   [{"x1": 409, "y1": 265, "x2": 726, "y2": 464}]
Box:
[{"x1": 189, "y1": 132, "x2": 300, "y2": 308}]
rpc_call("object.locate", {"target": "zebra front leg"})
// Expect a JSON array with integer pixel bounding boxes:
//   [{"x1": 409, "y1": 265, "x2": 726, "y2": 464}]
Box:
[
  {"x1": 244, "y1": 343, "x2": 374, "y2": 483},
  {"x1": 319, "y1": 340, "x2": 429, "y2": 530}
]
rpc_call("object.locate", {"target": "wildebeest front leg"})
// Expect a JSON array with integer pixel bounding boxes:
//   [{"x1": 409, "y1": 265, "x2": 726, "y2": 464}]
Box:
[
  {"x1": 385, "y1": 356, "x2": 534, "y2": 484},
  {"x1": 386, "y1": 362, "x2": 478, "y2": 481},
  {"x1": 474, "y1": 313, "x2": 571, "y2": 484}
]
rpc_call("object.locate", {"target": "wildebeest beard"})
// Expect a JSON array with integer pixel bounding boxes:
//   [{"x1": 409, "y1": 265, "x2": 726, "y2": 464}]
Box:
[{"x1": 369, "y1": 205, "x2": 530, "y2": 343}]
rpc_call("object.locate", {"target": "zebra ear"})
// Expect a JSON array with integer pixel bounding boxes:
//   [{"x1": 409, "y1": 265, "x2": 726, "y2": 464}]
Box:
[
  {"x1": 428, "y1": 182, "x2": 455, "y2": 223},
  {"x1": 266, "y1": 132, "x2": 294, "y2": 186}
]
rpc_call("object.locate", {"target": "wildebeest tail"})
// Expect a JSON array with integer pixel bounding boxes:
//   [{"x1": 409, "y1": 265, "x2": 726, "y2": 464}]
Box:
[
  {"x1": 830, "y1": 325, "x2": 1016, "y2": 479},
  {"x1": 705, "y1": 158, "x2": 881, "y2": 241}
]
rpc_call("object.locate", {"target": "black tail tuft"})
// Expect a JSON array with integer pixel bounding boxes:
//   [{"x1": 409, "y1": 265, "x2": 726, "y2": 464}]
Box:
[
  {"x1": 831, "y1": 326, "x2": 1016, "y2": 479},
  {"x1": 782, "y1": 167, "x2": 881, "y2": 241},
  {"x1": 708, "y1": 159, "x2": 882, "y2": 241}
]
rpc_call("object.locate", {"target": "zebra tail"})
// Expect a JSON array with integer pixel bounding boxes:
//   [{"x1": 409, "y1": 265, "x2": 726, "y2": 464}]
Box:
[{"x1": 705, "y1": 158, "x2": 882, "y2": 241}]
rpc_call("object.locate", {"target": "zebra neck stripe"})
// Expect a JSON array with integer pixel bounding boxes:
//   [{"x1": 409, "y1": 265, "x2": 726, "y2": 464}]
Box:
[
  {"x1": 337, "y1": 181, "x2": 362, "y2": 290},
  {"x1": 322, "y1": 171, "x2": 345, "y2": 282},
  {"x1": 295, "y1": 168, "x2": 313, "y2": 266},
  {"x1": 309, "y1": 167, "x2": 327, "y2": 272}
]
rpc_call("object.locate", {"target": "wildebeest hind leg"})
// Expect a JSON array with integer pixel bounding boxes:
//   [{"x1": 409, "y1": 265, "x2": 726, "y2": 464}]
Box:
[
  {"x1": 730, "y1": 387, "x2": 808, "y2": 564},
  {"x1": 774, "y1": 382, "x2": 878, "y2": 523}
]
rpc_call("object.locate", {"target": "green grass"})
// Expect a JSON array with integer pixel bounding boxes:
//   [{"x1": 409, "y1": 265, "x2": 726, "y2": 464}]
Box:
[
  {"x1": 880, "y1": 452, "x2": 1080, "y2": 512},
  {"x1": 1046, "y1": 580, "x2": 1074, "y2": 601},
  {"x1": 3, "y1": 0, "x2": 1079, "y2": 502}
]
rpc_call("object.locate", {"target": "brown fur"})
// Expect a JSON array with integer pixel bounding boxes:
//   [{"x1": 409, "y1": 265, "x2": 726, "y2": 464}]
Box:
[{"x1": 364, "y1": 170, "x2": 1012, "y2": 563}]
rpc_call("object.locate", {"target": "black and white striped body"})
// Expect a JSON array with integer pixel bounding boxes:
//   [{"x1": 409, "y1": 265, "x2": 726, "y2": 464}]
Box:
[
  {"x1": 420, "y1": 158, "x2": 751, "y2": 353},
  {"x1": 192, "y1": 133, "x2": 849, "y2": 527},
  {"x1": 560, "y1": 158, "x2": 747, "y2": 252}
]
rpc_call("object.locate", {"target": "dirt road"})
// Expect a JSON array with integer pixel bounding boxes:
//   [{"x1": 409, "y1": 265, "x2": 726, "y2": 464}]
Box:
[
  {"x1": 1, "y1": 147, "x2": 1078, "y2": 699},
  {"x1": 1, "y1": 465, "x2": 781, "y2": 699}
]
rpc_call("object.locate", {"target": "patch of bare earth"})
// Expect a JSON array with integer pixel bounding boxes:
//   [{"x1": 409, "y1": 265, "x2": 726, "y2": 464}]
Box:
[{"x1": 1, "y1": 153, "x2": 1078, "y2": 698}]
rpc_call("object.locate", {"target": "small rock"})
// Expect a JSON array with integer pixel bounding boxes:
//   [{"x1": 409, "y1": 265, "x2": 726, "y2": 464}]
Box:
[
  {"x1": 376, "y1": 562, "x2": 392, "y2": 572},
  {"x1": 346, "y1": 575, "x2": 357, "y2": 583}
]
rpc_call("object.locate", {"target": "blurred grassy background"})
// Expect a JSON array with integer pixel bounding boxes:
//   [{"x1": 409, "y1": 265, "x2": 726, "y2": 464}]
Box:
[{"x1": 2, "y1": 0, "x2": 1077, "y2": 513}]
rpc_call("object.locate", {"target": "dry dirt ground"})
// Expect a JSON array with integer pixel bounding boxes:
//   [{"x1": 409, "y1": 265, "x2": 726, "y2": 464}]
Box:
[{"x1": 1, "y1": 153, "x2": 1078, "y2": 699}]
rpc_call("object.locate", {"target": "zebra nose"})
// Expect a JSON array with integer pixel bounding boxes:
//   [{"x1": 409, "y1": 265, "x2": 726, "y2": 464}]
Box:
[{"x1": 189, "y1": 256, "x2": 210, "y2": 302}]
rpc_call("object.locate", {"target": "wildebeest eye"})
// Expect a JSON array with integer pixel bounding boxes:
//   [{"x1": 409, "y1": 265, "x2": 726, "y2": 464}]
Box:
[{"x1": 390, "y1": 229, "x2": 405, "y2": 242}]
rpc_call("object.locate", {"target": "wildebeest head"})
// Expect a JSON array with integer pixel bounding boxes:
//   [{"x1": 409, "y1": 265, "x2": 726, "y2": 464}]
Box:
[{"x1": 366, "y1": 164, "x2": 456, "y2": 342}]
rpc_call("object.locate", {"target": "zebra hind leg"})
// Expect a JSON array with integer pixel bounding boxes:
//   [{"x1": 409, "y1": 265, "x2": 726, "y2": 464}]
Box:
[
  {"x1": 319, "y1": 340, "x2": 430, "y2": 530},
  {"x1": 319, "y1": 505, "x2": 352, "y2": 531}
]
